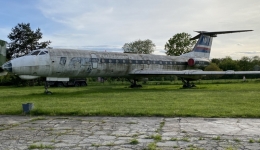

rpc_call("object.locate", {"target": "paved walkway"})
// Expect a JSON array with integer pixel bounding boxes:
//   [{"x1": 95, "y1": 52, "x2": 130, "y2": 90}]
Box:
[{"x1": 0, "y1": 116, "x2": 260, "y2": 150}]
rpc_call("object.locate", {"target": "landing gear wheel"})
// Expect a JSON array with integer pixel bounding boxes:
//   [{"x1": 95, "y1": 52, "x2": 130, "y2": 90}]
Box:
[
  {"x1": 74, "y1": 82, "x2": 80, "y2": 87},
  {"x1": 45, "y1": 91, "x2": 52, "y2": 95},
  {"x1": 183, "y1": 84, "x2": 188, "y2": 88},
  {"x1": 181, "y1": 78, "x2": 196, "y2": 88},
  {"x1": 57, "y1": 82, "x2": 64, "y2": 87},
  {"x1": 128, "y1": 79, "x2": 142, "y2": 88},
  {"x1": 137, "y1": 84, "x2": 142, "y2": 87},
  {"x1": 80, "y1": 82, "x2": 87, "y2": 86},
  {"x1": 44, "y1": 81, "x2": 52, "y2": 94},
  {"x1": 130, "y1": 84, "x2": 142, "y2": 88}
]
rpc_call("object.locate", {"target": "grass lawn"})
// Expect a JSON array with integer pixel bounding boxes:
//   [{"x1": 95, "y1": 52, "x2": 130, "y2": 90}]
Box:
[{"x1": 0, "y1": 81, "x2": 260, "y2": 117}]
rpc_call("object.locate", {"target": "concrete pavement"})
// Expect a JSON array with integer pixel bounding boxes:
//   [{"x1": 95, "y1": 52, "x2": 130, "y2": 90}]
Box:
[{"x1": 0, "y1": 116, "x2": 260, "y2": 149}]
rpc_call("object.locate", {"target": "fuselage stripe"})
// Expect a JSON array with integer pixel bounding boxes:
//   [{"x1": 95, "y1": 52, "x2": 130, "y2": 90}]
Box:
[{"x1": 193, "y1": 46, "x2": 211, "y2": 53}]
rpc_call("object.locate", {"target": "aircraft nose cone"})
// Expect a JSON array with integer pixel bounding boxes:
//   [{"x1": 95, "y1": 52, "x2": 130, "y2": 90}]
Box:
[{"x1": 2, "y1": 61, "x2": 12, "y2": 72}]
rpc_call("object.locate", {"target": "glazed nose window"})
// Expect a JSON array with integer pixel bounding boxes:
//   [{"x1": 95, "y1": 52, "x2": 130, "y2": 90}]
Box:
[{"x1": 2, "y1": 61, "x2": 12, "y2": 72}]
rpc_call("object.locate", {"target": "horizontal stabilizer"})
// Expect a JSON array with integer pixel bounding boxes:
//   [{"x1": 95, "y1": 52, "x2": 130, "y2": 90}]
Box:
[{"x1": 191, "y1": 30, "x2": 253, "y2": 40}]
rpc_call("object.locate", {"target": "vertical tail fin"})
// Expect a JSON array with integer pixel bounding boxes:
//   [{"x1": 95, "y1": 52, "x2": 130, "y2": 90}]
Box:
[
  {"x1": 181, "y1": 30, "x2": 253, "y2": 59},
  {"x1": 189, "y1": 34, "x2": 213, "y2": 58}
]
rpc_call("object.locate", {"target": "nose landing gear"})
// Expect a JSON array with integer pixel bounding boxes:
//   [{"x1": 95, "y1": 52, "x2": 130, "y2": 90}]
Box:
[
  {"x1": 181, "y1": 78, "x2": 196, "y2": 88},
  {"x1": 44, "y1": 81, "x2": 52, "y2": 94},
  {"x1": 127, "y1": 79, "x2": 142, "y2": 88}
]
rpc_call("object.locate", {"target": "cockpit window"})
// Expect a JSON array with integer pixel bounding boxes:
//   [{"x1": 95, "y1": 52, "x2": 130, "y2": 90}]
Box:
[
  {"x1": 39, "y1": 51, "x2": 46, "y2": 55},
  {"x1": 27, "y1": 49, "x2": 49, "y2": 56},
  {"x1": 31, "y1": 51, "x2": 40, "y2": 55}
]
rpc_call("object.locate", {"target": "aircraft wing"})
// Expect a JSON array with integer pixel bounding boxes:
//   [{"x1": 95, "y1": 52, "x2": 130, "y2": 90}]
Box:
[{"x1": 129, "y1": 70, "x2": 260, "y2": 75}]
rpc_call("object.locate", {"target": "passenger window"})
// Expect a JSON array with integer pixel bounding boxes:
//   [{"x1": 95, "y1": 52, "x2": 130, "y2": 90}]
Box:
[
  {"x1": 60, "y1": 57, "x2": 67, "y2": 65},
  {"x1": 92, "y1": 58, "x2": 98, "y2": 62}
]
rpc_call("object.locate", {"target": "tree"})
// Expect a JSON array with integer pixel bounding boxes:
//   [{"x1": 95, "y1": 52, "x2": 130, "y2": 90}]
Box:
[
  {"x1": 252, "y1": 56, "x2": 260, "y2": 71},
  {"x1": 211, "y1": 58, "x2": 221, "y2": 65},
  {"x1": 204, "y1": 63, "x2": 223, "y2": 79},
  {"x1": 218, "y1": 56, "x2": 240, "y2": 79},
  {"x1": 122, "y1": 39, "x2": 155, "y2": 54},
  {"x1": 252, "y1": 56, "x2": 260, "y2": 65},
  {"x1": 219, "y1": 56, "x2": 239, "y2": 71},
  {"x1": 165, "y1": 32, "x2": 196, "y2": 56},
  {"x1": 237, "y1": 56, "x2": 252, "y2": 71},
  {"x1": 8, "y1": 23, "x2": 51, "y2": 58}
]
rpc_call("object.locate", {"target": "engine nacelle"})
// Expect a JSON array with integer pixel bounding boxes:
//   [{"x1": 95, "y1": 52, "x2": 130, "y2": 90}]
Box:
[
  {"x1": 19, "y1": 75, "x2": 40, "y2": 80},
  {"x1": 187, "y1": 58, "x2": 210, "y2": 67}
]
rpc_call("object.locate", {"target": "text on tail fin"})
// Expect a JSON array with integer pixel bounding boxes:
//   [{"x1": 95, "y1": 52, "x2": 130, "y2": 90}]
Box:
[{"x1": 192, "y1": 35, "x2": 212, "y2": 54}]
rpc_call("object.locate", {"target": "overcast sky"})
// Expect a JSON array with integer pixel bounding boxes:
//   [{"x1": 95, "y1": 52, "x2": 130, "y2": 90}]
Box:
[{"x1": 0, "y1": 0, "x2": 259, "y2": 59}]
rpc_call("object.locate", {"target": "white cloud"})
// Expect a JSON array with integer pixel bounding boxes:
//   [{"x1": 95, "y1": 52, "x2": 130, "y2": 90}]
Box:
[{"x1": 37, "y1": 0, "x2": 260, "y2": 59}]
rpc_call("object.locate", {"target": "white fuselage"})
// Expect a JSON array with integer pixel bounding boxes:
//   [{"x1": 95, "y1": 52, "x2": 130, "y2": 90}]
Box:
[{"x1": 3, "y1": 49, "x2": 210, "y2": 79}]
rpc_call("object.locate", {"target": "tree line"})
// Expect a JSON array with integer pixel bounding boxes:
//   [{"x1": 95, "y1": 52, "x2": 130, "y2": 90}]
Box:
[
  {"x1": 204, "y1": 56, "x2": 260, "y2": 79},
  {"x1": 1, "y1": 23, "x2": 260, "y2": 86},
  {"x1": 122, "y1": 32, "x2": 195, "y2": 56}
]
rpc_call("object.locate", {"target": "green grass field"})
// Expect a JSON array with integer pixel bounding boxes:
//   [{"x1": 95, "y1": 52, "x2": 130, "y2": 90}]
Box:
[{"x1": 1, "y1": 80, "x2": 260, "y2": 117}]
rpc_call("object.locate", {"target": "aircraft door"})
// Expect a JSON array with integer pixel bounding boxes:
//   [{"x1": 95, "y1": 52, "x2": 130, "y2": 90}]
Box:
[
  {"x1": 51, "y1": 56, "x2": 67, "y2": 76},
  {"x1": 91, "y1": 54, "x2": 98, "y2": 69}
]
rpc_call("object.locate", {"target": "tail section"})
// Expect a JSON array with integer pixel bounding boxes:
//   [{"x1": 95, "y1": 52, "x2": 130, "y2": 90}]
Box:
[
  {"x1": 181, "y1": 30, "x2": 253, "y2": 59},
  {"x1": 189, "y1": 34, "x2": 213, "y2": 58}
]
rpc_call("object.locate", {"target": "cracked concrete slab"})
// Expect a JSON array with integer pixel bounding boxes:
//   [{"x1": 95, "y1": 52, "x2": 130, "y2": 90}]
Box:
[{"x1": 0, "y1": 116, "x2": 260, "y2": 149}]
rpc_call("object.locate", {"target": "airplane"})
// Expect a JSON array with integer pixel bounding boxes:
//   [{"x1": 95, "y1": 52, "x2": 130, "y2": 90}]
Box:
[{"x1": 1, "y1": 30, "x2": 260, "y2": 94}]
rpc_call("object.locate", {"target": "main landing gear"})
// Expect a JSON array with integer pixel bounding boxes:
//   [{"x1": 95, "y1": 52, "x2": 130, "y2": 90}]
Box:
[
  {"x1": 44, "y1": 81, "x2": 52, "y2": 94},
  {"x1": 127, "y1": 79, "x2": 142, "y2": 88},
  {"x1": 181, "y1": 78, "x2": 196, "y2": 88}
]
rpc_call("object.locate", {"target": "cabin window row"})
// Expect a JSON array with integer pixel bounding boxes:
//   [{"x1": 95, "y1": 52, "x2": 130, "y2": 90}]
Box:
[{"x1": 99, "y1": 58, "x2": 185, "y2": 65}]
